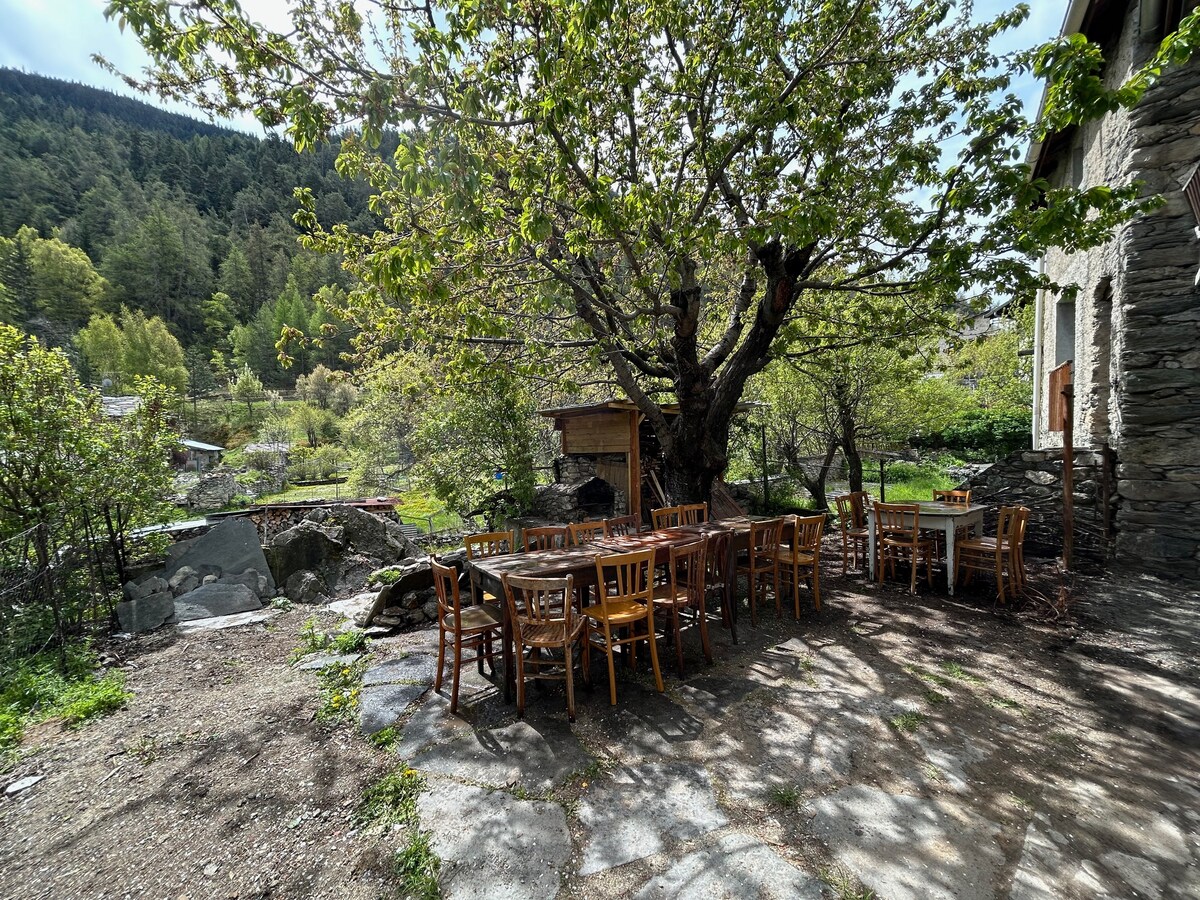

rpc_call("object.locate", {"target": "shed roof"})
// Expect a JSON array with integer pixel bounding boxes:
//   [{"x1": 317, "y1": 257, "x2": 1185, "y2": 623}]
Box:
[
  {"x1": 538, "y1": 399, "x2": 755, "y2": 420},
  {"x1": 101, "y1": 395, "x2": 142, "y2": 418},
  {"x1": 181, "y1": 439, "x2": 225, "y2": 452}
]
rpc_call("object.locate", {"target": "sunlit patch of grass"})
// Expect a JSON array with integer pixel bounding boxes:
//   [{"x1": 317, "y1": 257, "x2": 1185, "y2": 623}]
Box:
[
  {"x1": 886, "y1": 711, "x2": 926, "y2": 734},
  {"x1": 938, "y1": 661, "x2": 983, "y2": 684},
  {"x1": 904, "y1": 664, "x2": 952, "y2": 688},
  {"x1": 923, "y1": 689, "x2": 949, "y2": 705},
  {"x1": 769, "y1": 784, "x2": 802, "y2": 809},
  {"x1": 987, "y1": 696, "x2": 1024, "y2": 713},
  {"x1": 820, "y1": 864, "x2": 877, "y2": 900},
  {"x1": 359, "y1": 766, "x2": 425, "y2": 828},
  {"x1": 393, "y1": 829, "x2": 441, "y2": 899}
]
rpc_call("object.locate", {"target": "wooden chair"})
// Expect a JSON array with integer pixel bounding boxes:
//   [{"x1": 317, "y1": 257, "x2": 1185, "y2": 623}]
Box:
[
  {"x1": 604, "y1": 515, "x2": 641, "y2": 537},
  {"x1": 835, "y1": 492, "x2": 869, "y2": 575},
  {"x1": 704, "y1": 529, "x2": 734, "y2": 641},
  {"x1": 933, "y1": 489, "x2": 972, "y2": 505},
  {"x1": 584, "y1": 548, "x2": 664, "y2": 705},
  {"x1": 929, "y1": 488, "x2": 973, "y2": 556},
  {"x1": 777, "y1": 514, "x2": 825, "y2": 617},
  {"x1": 679, "y1": 502, "x2": 708, "y2": 525},
  {"x1": 524, "y1": 526, "x2": 569, "y2": 551},
  {"x1": 568, "y1": 520, "x2": 607, "y2": 546},
  {"x1": 651, "y1": 506, "x2": 681, "y2": 529},
  {"x1": 955, "y1": 505, "x2": 1029, "y2": 604},
  {"x1": 431, "y1": 559, "x2": 501, "y2": 715},
  {"x1": 735, "y1": 517, "x2": 784, "y2": 625},
  {"x1": 464, "y1": 530, "x2": 514, "y2": 603},
  {"x1": 874, "y1": 503, "x2": 934, "y2": 593},
  {"x1": 652, "y1": 537, "x2": 711, "y2": 676},
  {"x1": 501, "y1": 572, "x2": 590, "y2": 722}
]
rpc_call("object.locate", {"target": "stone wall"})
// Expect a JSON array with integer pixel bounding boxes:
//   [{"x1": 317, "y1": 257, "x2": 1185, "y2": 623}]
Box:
[{"x1": 968, "y1": 449, "x2": 1114, "y2": 572}]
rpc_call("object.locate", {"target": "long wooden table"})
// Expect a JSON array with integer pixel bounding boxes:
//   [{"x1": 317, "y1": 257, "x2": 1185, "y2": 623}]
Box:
[
  {"x1": 865, "y1": 501, "x2": 987, "y2": 595},
  {"x1": 468, "y1": 518, "x2": 764, "y2": 701}
]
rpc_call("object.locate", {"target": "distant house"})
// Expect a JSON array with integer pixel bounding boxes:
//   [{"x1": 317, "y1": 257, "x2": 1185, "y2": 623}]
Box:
[
  {"x1": 1027, "y1": 0, "x2": 1200, "y2": 576},
  {"x1": 179, "y1": 439, "x2": 224, "y2": 472}
]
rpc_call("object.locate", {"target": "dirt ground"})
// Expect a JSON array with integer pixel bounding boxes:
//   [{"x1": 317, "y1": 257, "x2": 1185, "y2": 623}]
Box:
[{"x1": 1, "y1": 542, "x2": 1197, "y2": 899}]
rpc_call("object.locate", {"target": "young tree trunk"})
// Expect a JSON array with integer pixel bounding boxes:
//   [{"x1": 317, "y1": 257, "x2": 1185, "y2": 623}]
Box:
[{"x1": 801, "y1": 441, "x2": 839, "y2": 511}]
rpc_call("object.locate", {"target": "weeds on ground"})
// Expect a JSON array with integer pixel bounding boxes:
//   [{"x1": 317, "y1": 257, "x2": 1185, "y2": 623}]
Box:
[
  {"x1": 886, "y1": 711, "x2": 927, "y2": 734},
  {"x1": 987, "y1": 696, "x2": 1024, "y2": 713},
  {"x1": 924, "y1": 689, "x2": 949, "y2": 706},
  {"x1": 291, "y1": 617, "x2": 368, "y2": 663},
  {"x1": 820, "y1": 864, "x2": 877, "y2": 899},
  {"x1": 1, "y1": 646, "x2": 131, "y2": 759},
  {"x1": 769, "y1": 784, "x2": 802, "y2": 809},
  {"x1": 394, "y1": 829, "x2": 441, "y2": 899},
  {"x1": 315, "y1": 660, "x2": 367, "y2": 724},
  {"x1": 360, "y1": 767, "x2": 442, "y2": 898},
  {"x1": 370, "y1": 726, "x2": 398, "y2": 750},
  {"x1": 904, "y1": 664, "x2": 952, "y2": 688},
  {"x1": 938, "y1": 661, "x2": 983, "y2": 684}
]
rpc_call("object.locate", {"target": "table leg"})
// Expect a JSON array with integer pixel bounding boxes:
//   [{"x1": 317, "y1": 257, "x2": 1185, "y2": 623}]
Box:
[
  {"x1": 500, "y1": 584, "x2": 515, "y2": 702},
  {"x1": 945, "y1": 519, "x2": 956, "y2": 596},
  {"x1": 724, "y1": 537, "x2": 738, "y2": 645},
  {"x1": 867, "y1": 514, "x2": 876, "y2": 581}
]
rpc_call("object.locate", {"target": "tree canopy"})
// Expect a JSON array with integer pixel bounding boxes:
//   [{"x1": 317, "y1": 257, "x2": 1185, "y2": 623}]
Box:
[{"x1": 107, "y1": 0, "x2": 1200, "y2": 499}]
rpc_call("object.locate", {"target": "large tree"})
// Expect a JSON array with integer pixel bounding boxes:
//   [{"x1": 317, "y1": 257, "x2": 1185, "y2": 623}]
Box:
[{"x1": 106, "y1": 0, "x2": 1199, "y2": 500}]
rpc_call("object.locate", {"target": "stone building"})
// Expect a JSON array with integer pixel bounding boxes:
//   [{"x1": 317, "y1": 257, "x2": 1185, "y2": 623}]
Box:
[{"x1": 1028, "y1": 0, "x2": 1200, "y2": 577}]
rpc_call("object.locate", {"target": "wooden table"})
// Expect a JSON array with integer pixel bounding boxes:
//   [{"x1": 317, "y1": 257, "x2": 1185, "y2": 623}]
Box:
[
  {"x1": 865, "y1": 502, "x2": 987, "y2": 595},
  {"x1": 468, "y1": 518, "x2": 761, "y2": 701}
]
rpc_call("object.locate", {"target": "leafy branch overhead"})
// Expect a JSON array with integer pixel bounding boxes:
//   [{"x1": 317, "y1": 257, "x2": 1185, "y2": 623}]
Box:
[{"x1": 103, "y1": 0, "x2": 1199, "y2": 499}]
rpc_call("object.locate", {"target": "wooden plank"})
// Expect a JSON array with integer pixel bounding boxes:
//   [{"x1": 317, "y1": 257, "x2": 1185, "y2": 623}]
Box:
[
  {"x1": 561, "y1": 413, "x2": 629, "y2": 453},
  {"x1": 1047, "y1": 361, "x2": 1073, "y2": 432}
]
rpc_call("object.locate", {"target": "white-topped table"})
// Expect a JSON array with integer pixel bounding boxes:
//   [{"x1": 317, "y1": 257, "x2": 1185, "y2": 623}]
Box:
[{"x1": 866, "y1": 502, "x2": 987, "y2": 595}]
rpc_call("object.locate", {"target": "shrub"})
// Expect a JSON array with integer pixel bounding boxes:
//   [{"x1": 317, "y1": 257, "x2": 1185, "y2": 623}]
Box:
[{"x1": 914, "y1": 407, "x2": 1031, "y2": 461}]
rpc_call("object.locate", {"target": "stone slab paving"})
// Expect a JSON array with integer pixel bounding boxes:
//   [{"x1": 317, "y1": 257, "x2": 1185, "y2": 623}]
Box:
[
  {"x1": 584, "y1": 682, "x2": 707, "y2": 756},
  {"x1": 417, "y1": 780, "x2": 570, "y2": 900},
  {"x1": 172, "y1": 583, "x2": 262, "y2": 622},
  {"x1": 674, "y1": 676, "x2": 762, "y2": 717},
  {"x1": 393, "y1": 692, "x2": 475, "y2": 759},
  {"x1": 293, "y1": 652, "x2": 363, "y2": 671},
  {"x1": 576, "y1": 762, "x2": 728, "y2": 876},
  {"x1": 808, "y1": 784, "x2": 1005, "y2": 900},
  {"x1": 633, "y1": 832, "x2": 825, "y2": 900},
  {"x1": 359, "y1": 682, "x2": 428, "y2": 735},
  {"x1": 174, "y1": 608, "x2": 276, "y2": 633},
  {"x1": 362, "y1": 653, "x2": 435, "y2": 686},
  {"x1": 410, "y1": 720, "x2": 592, "y2": 792}
]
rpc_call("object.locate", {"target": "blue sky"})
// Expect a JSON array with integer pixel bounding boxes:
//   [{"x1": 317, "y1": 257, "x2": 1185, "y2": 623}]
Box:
[{"x1": 0, "y1": 0, "x2": 1067, "y2": 134}]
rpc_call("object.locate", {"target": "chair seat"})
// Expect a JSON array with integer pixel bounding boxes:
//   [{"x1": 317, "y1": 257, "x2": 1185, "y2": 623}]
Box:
[
  {"x1": 442, "y1": 603, "x2": 502, "y2": 632},
  {"x1": 774, "y1": 547, "x2": 815, "y2": 565},
  {"x1": 584, "y1": 599, "x2": 649, "y2": 624},
  {"x1": 651, "y1": 584, "x2": 696, "y2": 608},
  {"x1": 881, "y1": 535, "x2": 933, "y2": 549},
  {"x1": 959, "y1": 537, "x2": 1013, "y2": 552},
  {"x1": 518, "y1": 618, "x2": 586, "y2": 647},
  {"x1": 847, "y1": 527, "x2": 869, "y2": 538}
]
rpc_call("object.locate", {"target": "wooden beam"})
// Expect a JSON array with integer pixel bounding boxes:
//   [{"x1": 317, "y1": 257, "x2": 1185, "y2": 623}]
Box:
[{"x1": 628, "y1": 410, "x2": 641, "y2": 520}]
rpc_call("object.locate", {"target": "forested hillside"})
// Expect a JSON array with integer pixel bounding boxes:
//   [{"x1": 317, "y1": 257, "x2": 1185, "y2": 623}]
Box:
[{"x1": 0, "y1": 68, "x2": 379, "y2": 388}]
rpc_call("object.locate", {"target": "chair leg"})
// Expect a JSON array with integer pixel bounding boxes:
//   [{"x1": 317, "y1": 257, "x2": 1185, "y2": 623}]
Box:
[
  {"x1": 515, "y1": 641, "x2": 526, "y2": 719},
  {"x1": 698, "y1": 599, "x2": 712, "y2": 664},
  {"x1": 581, "y1": 627, "x2": 592, "y2": 686},
  {"x1": 792, "y1": 563, "x2": 801, "y2": 619},
  {"x1": 564, "y1": 646, "x2": 576, "y2": 723},
  {"x1": 812, "y1": 561, "x2": 822, "y2": 610},
  {"x1": 909, "y1": 548, "x2": 918, "y2": 594},
  {"x1": 841, "y1": 538, "x2": 849, "y2": 576},
  {"x1": 672, "y1": 605, "x2": 684, "y2": 678},
  {"x1": 602, "y1": 625, "x2": 618, "y2": 706},
  {"x1": 451, "y1": 633, "x2": 463, "y2": 714},
  {"x1": 434, "y1": 624, "x2": 446, "y2": 693},
  {"x1": 646, "y1": 616, "x2": 665, "y2": 692},
  {"x1": 749, "y1": 567, "x2": 759, "y2": 626},
  {"x1": 773, "y1": 565, "x2": 782, "y2": 618},
  {"x1": 995, "y1": 553, "x2": 1006, "y2": 604}
]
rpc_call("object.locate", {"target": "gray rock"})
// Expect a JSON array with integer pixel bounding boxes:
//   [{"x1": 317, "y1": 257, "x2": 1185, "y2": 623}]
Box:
[
  {"x1": 201, "y1": 574, "x2": 218, "y2": 585},
  {"x1": 294, "y1": 652, "x2": 363, "y2": 671},
  {"x1": 167, "y1": 567, "x2": 199, "y2": 596},
  {"x1": 266, "y1": 519, "x2": 344, "y2": 585},
  {"x1": 125, "y1": 575, "x2": 168, "y2": 601},
  {"x1": 362, "y1": 654, "x2": 435, "y2": 686},
  {"x1": 634, "y1": 832, "x2": 825, "y2": 899},
  {"x1": 285, "y1": 570, "x2": 327, "y2": 605},
  {"x1": 358, "y1": 682, "x2": 428, "y2": 735},
  {"x1": 808, "y1": 784, "x2": 1005, "y2": 900},
  {"x1": 411, "y1": 720, "x2": 593, "y2": 792},
  {"x1": 163, "y1": 518, "x2": 275, "y2": 594},
  {"x1": 314, "y1": 504, "x2": 416, "y2": 562},
  {"x1": 332, "y1": 553, "x2": 379, "y2": 597},
  {"x1": 577, "y1": 762, "x2": 728, "y2": 875},
  {"x1": 417, "y1": 781, "x2": 570, "y2": 900},
  {"x1": 173, "y1": 583, "x2": 263, "y2": 623},
  {"x1": 175, "y1": 609, "x2": 275, "y2": 633},
  {"x1": 4, "y1": 775, "x2": 46, "y2": 795},
  {"x1": 185, "y1": 471, "x2": 237, "y2": 511},
  {"x1": 116, "y1": 591, "x2": 176, "y2": 633},
  {"x1": 422, "y1": 598, "x2": 439, "y2": 620}
]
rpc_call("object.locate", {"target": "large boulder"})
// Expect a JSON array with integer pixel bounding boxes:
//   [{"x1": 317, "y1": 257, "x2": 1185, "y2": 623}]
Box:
[
  {"x1": 163, "y1": 518, "x2": 275, "y2": 594},
  {"x1": 306, "y1": 505, "x2": 419, "y2": 562},
  {"x1": 285, "y1": 570, "x2": 328, "y2": 604},
  {"x1": 266, "y1": 519, "x2": 345, "y2": 585},
  {"x1": 116, "y1": 591, "x2": 176, "y2": 633},
  {"x1": 172, "y1": 583, "x2": 262, "y2": 622}
]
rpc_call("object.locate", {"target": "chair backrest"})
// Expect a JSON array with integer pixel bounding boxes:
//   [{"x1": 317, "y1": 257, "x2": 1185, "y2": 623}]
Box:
[
  {"x1": 523, "y1": 526, "x2": 568, "y2": 551},
  {"x1": 464, "y1": 531, "x2": 514, "y2": 560},
  {"x1": 791, "y1": 513, "x2": 826, "y2": 553},
  {"x1": 501, "y1": 572, "x2": 575, "y2": 636},
  {"x1": 593, "y1": 548, "x2": 655, "y2": 618},
  {"x1": 704, "y1": 529, "x2": 731, "y2": 589},
  {"x1": 750, "y1": 517, "x2": 785, "y2": 558},
  {"x1": 679, "y1": 502, "x2": 708, "y2": 525},
  {"x1": 998, "y1": 505, "x2": 1030, "y2": 544},
  {"x1": 667, "y1": 537, "x2": 707, "y2": 606},
  {"x1": 651, "y1": 506, "x2": 681, "y2": 529},
  {"x1": 836, "y1": 492, "x2": 868, "y2": 532},
  {"x1": 430, "y1": 558, "x2": 462, "y2": 627},
  {"x1": 934, "y1": 489, "x2": 971, "y2": 506},
  {"x1": 604, "y1": 515, "x2": 641, "y2": 538},
  {"x1": 568, "y1": 520, "x2": 607, "y2": 546},
  {"x1": 875, "y1": 502, "x2": 919, "y2": 540}
]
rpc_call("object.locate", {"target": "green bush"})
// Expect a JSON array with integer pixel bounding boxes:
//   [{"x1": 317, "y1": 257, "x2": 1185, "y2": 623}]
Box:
[{"x1": 914, "y1": 407, "x2": 1031, "y2": 461}]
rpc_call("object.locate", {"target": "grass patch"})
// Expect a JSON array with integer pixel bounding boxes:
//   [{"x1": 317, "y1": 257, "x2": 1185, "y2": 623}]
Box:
[
  {"x1": 769, "y1": 784, "x2": 802, "y2": 809},
  {"x1": 1, "y1": 647, "x2": 131, "y2": 759},
  {"x1": 938, "y1": 661, "x2": 984, "y2": 684},
  {"x1": 394, "y1": 829, "x2": 441, "y2": 899},
  {"x1": 886, "y1": 711, "x2": 927, "y2": 734},
  {"x1": 987, "y1": 696, "x2": 1024, "y2": 713},
  {"x1": 923, "y1": 689, "x2": 949, "y2": 706},
  {"x1": 904, "y1": 664, "x2": 952, "y2": 688},
  {"x1": 820, "y1": 864, "x2": 877, "y2": 900},
  {"x1": 315, "y1": 659, "x2": 366, "y2": 724},
  {"x1": 291, "y1": 618, "x2": 368, "y2": 663},
  {"x1": 359, "y1": 766, "x2": 425, "y2": 827},
  {"x1": 369, "y1": 726, "x2": 398, "y2": 750}
]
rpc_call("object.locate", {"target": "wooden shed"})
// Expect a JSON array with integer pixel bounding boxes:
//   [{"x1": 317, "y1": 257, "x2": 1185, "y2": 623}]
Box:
[{"x1": 538, "y1": 400, "x2": 747, "y2": 521}]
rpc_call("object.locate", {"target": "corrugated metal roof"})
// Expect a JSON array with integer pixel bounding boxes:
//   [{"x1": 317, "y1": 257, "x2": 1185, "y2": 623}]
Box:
[{"x1": 181, "y1": 439, "x2": 225, "y2": 452}]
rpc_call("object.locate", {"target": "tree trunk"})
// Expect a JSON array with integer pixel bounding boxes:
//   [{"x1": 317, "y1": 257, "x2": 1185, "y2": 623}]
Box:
[{"x1": 801, "y1": 441, "x2": 839, "y2": 511}]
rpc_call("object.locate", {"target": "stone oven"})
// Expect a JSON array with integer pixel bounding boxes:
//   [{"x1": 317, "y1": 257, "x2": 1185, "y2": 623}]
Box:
[{"x1": 532, "y1": 473, "x2": 621, "y2": 523}]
